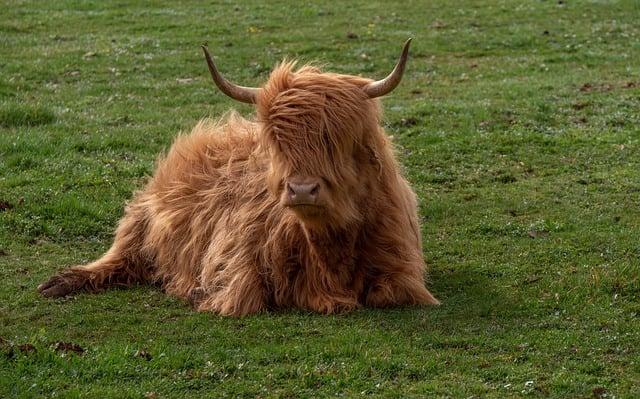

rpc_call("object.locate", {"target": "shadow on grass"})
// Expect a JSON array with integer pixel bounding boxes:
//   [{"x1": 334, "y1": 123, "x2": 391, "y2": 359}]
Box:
[{"x1": 3, "y1": 255, "x2": 521, "y2": 348}]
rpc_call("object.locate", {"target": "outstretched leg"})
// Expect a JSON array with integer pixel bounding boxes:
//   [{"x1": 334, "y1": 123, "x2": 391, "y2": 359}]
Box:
[{"x1": 38, "y1": 205, "x2": 152, "y2": 297}]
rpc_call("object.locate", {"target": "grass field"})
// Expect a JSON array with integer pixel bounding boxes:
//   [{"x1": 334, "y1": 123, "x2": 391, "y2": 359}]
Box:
[{"x1": 1, "y1": 0, "x2": 639, "y2": 397}]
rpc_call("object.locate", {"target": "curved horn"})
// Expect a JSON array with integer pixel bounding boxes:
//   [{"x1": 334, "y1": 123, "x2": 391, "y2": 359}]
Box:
[
  {"x1": 201, "y1": 45, "x2": 259, "y2": 104},
  {"x1": 363, "y1": 38, "x2": 412, "y2": 98}
]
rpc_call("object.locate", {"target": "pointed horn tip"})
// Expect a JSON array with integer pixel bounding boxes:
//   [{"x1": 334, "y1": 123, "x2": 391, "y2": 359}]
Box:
[
  {"x1": 362, "y1": 39, "x2": 412, "y2": 99},
  {"x1": 402, "y1": 38, "x2": 412, "y2": 55},
  {"x1": 200, "y1": 42, "x2": 259, "y2": 104}
]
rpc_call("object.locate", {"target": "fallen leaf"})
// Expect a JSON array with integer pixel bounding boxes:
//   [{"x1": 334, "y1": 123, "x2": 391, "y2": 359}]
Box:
[
  {"x1": 579, "y1": 83, "x2": 593, "y2": 92},
  {"x1": 398, "y1": 117, "x2": 418, "y2": 127},
  {"x1": 528, "y1": 230, "x2": 549, "y2": 239},
  {"x1": 53, "y1": 341, "x2": 84, "y2": 355},
  {"x1": 592, "y1": 387, "x2": 607, "y2": 398},
  {"x1": 0, "y1": 200, "x2": 13, "y2": 211},
  {"x1": 346, "y1": 32, "x2": 358, "y2": 39},
  {"x1": 571, "y1": 101, "x2": 589, "y2": 110},
  {"x1": 18, "y1": 343, "x2": 36, "y2": 353},
  {"x1": 523, "y1": 276, "x2": 543, "y2": 284},
  {"x1": 145, "y1": 392, "x2": 159, "y2": 399},
  {"x1": 135, "y1": 349, "x2": 152, "y2": 361}
]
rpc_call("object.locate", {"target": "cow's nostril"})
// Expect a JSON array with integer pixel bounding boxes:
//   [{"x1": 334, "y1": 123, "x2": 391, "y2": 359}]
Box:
[{"x1": 287, "y1": 183, "x2": 296, "y2": 197}]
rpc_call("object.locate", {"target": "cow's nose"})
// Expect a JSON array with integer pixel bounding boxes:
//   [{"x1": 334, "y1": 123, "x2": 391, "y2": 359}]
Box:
[{"x1": 286, "y1": 182, "x2": 320, "y2": 205}]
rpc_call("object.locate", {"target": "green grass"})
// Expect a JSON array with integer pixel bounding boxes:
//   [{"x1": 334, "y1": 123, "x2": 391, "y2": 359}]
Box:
[{"x1": 1, "y1": 0, "x2": 639, "y2": 397}]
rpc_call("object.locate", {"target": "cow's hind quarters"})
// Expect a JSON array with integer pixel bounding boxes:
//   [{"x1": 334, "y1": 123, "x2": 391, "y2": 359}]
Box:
[{"x1": 37, "y1": 269, "x2": 92, "y2": 298}]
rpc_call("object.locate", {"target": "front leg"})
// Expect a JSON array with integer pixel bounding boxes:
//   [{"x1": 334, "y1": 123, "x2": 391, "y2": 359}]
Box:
[
  {"x1": 304, "y1": 289, "x2": 359, "y2": 314},
  {"x1": 193, "y1": 267, "x2": 268, "y2": 317},
  {"x1": 365, "y1": 272, "x2": 439, "y2": 308},
  {"x1": 360, "y1": 192, "x2": 439, "y2": 308}
]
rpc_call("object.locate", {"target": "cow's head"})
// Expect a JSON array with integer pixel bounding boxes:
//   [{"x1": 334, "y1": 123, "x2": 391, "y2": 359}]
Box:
[{"x1": 202, "y1": 40, "x2": 411, "y2": 227}]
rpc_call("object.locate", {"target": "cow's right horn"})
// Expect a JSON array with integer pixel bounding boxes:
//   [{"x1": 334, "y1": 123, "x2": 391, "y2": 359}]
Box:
[
  {"x1": 201, "y1": 45, "x2": 260, "y2": 104},
  {"x1": 362, "y1": 38, "x2": 412, "y2": 99}
]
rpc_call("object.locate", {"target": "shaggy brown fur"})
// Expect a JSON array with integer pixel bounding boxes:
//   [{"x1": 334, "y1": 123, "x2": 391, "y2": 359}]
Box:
[{"x1": 38, "y1": 60, "x2": 439, "y2": 316}]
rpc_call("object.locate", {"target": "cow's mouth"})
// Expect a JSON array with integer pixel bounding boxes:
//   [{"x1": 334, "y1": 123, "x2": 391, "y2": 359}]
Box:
[{"x1": 287, "y1": 204, "x2": 325, "y2": 218}]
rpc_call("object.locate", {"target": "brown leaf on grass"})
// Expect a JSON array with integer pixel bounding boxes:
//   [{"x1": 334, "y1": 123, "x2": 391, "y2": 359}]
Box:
[
  {"x1": 1, "y1": 339, "x2": 14, "y2": 358},
  {"x1": 346, "y1": 32, "x2": 358, "y2": 39},
  {"x1": 145, "y1": 392, "x2": 159, "y2": 399},
  {"x1": 135, "y1": 349, "x2": 152, "y2": 361},
  {"x1": 579, "y1": 83, "x2": 593, "y2": 92},
  {"x1": 571, "y1": 101, "x2": 589, "y2": 110},
  {"x1": 524, "y1": 276, "x2": 543, "y2": 284},
  {"x1": 431, "y1": 20, "x2": 447, "y2": 29},
  {"x1": 18, "y1": 343, "x2": 36, "y2": 353},
  {"x1": 592, "y1": 387, "x2": 607, "y2": 398},
  {"x1": 528, "y1": 229, "x2": 549, "y2": 239},
  {"x1": 623, "y1": 81, "x2": 637, "y2": 88},
  {"x1": 0, "y1": 200, "x2": 13, "y2": 211},
  {"x1": 53, "y1": 341, "x2": 84, "y2": 355},
  {"x1": 398, "y1": 117, "x2": 418, "y2": 127},
  {"x1": 580, "y1": 82, "x2": 614, "y2": 93}
]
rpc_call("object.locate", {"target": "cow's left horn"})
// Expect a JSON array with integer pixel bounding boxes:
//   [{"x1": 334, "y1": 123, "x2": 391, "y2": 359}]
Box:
[
  {"x1": 363, "y1": 38, "x2": 412, "y2": 99},
  {"x1": 201, "y1": 45, "x2": 260, "y2": 104}
]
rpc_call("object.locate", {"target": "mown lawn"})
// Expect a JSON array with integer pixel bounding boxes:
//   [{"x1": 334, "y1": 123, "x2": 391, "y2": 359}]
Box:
[{"x1": 1, "y1": 0, "x2": 639, "y2": 397}]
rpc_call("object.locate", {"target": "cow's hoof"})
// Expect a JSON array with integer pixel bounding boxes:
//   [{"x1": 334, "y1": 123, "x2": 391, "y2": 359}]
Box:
[{"x1": 37, "y1": 272, "x2": 84, "y2": 298}]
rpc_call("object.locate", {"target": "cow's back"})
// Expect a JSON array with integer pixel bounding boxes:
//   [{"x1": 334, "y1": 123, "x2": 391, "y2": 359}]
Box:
[{"x1": 137, "y1": 114, "x2": 271, "y2": 296}]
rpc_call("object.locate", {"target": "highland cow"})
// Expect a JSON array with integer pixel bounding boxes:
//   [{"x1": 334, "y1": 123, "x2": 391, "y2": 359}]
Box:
[{"x1": 38, "y1": 39, "x2": 439, "y2": 316}]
